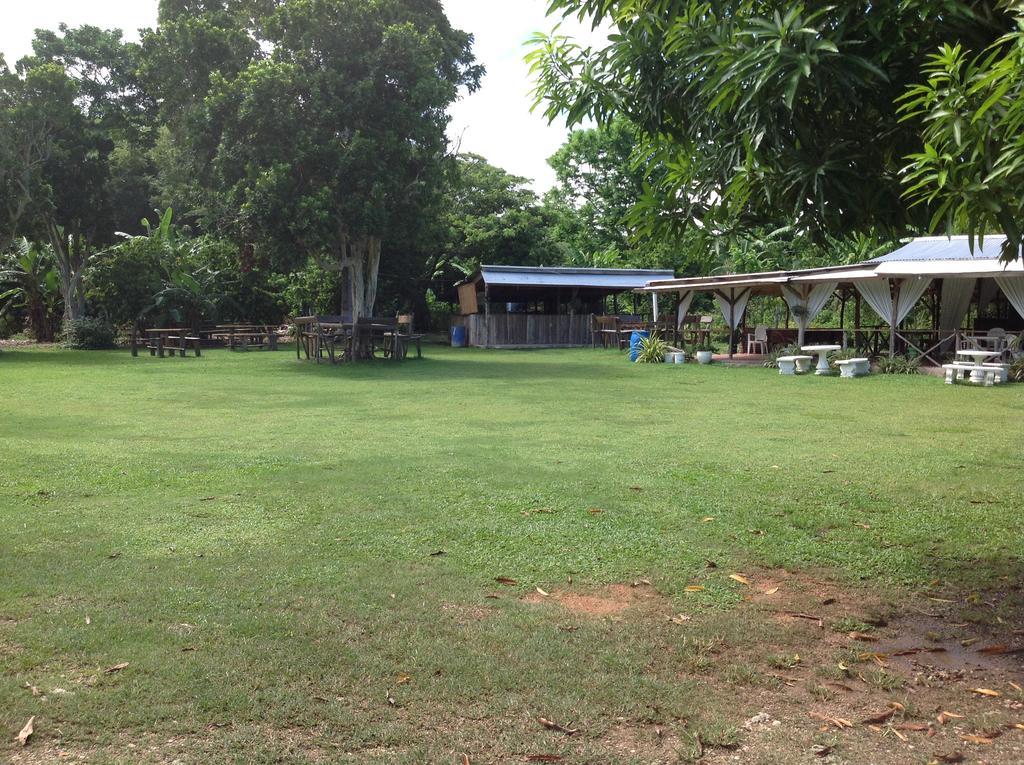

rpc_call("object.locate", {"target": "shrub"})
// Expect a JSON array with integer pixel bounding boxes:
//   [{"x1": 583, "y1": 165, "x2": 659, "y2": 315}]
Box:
[
  {"x1": 763, "y1": 344, "x2": 801, "y2": 368},
  {"x1": 62, "y1": 317, "x2": 116, "y2": 350},
  {"x1": 877, "y1": 355, "x2": 920, "y2": 375},
  {"x1": 1010, "y1": 358, "x2": 1024, "y2": 383},
  {"x1": 634, "y1": 332, "x2": 671, "y2": 363}
]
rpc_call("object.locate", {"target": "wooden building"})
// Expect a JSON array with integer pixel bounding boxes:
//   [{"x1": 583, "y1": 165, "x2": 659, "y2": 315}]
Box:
[{"x1": 454, "y1": 266, "x2": 675, "y2": 348}]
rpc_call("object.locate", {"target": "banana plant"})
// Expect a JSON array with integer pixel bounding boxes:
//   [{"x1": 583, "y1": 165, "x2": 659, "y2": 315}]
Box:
[{"x1": 0, "y1": 239, "x2": 63, "y2": 342}]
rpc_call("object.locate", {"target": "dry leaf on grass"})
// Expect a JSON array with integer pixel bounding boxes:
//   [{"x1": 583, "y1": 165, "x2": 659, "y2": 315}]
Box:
[
  {"x1": 587, "y1": 508, "x2": 603, "y2": 515},
  {"x1": 701, "y1": 517, "x2": 715, "y2": 523},
  {"x1": 85, "y1": 615, "x2": 91, "y2": 625},
  {"x1": 461, "y1": 754, "x2": 470, "y2": 765},
  {"x1": 526, "y1": 756, "x2": 564, "y2": 762},
  {"x1": 729, "y1": 574, "x2": 751, "y2": 586},
  {"x1": 962, "y1": 734, "x2": 995, "y2": 745},
  {"x1": 897, "y1": 723, "x2": 932, "y2": 732},
  {"x1": 849, "y1": 631, "x2": 879, "y2": 642},
  {"x1": 396, "y1": 674, "x2": 411, "y2": 685},
  {"x1": 536, "y1": 587, "x2": 550, "y2": 597},
  {"x1": 937, "y1": 712, "x2": 964, "y2": 725},
  {"x1": 931, "y1": 753, "x2": 965, "y2": 764},
  {"x1": 809, "y1": 712, "x2": 853, "y2": 729},
  {"x1": 763, "y1": 587, "x2": 780, "y2": 595},
  {"x1": 669, "y1": 614, "x2": 692, "y2": 624},
  {"x1": 104, "y1": 662, "x2": 129, "y2": 674},
  {"x1": 631, "y1": 579, "x2": 651, "y2": 587},
  {"x1": 538, "y1": 717, "x2": 578, "y2": 735},
  {"x1": 978, "y1": 644, "x2": 1024, "y2": 655},
  {"x1": 23, "y1": 683, "x2": 40, "y2": 697},
  {"x1": 494, "y1": 577, "x2": 518, "y2": 586},
  {"x1": 970, "y1": 688, "x2": 1001, "y2": 697},
  {"x1": 684, "y1": 585, "x2": 705, "y2": 593},
  {"x1": 17, "y1": 717, "x2": 34, "y2": 746}
]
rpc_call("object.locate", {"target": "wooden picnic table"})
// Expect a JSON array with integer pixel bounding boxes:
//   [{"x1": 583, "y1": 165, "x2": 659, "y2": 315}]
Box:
[{"x1": 142, "y1": 328, "x2": 201, "y2": 358}]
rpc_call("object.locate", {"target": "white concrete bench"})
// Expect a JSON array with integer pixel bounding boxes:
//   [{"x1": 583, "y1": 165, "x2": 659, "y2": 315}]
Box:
[
  {"x1": 777, "y1": 355, "x2": 814, "y2": 376},
  {"x1": 942, "y1": 363, "x2": 997, "y2": 386},
  {"x1": 981, "y1": 362, "x2": 1009, "y2": 384},
  {"x1": 835, "y1": 358, "x2": 870, "y2": 378}
]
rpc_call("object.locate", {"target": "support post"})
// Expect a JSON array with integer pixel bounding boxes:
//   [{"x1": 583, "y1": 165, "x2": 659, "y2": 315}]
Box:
[
  {"x1": 652, "y1": 292, "x2": 659, "y2": 322},
  {"x1": 889, "y1": 279, "x2": 899, "y2": 358}
]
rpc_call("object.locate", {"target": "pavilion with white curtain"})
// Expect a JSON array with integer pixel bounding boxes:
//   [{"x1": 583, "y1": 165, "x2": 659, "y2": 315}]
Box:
[{"x1": 643, "y1": 236, "x2": 1024, "y2": 364}]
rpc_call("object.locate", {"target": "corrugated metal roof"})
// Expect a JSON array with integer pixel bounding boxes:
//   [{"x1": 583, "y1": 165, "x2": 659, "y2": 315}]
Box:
[
  {"x1": 868, "y1": 235, "x2": 1009, "y2": 262},
  {"x1": 477, "y1": 265, "x2": 675, "y2": 290}
]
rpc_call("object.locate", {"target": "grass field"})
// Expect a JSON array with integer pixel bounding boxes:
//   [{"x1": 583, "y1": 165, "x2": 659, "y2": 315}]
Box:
[{"x1": 2, "y1": 346, "x2": 1023, "y2": 764}]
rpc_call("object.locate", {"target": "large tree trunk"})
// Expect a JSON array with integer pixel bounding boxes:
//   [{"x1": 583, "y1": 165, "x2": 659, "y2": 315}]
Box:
[
  {"x1": 47, "y1": 221, "x2": 87, "y2": 324},
  {"x1": 315, "y1": 231, "x2": 383, "y2": 321}
]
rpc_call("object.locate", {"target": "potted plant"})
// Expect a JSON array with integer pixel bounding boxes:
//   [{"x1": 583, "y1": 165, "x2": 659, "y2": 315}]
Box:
[
  {"x1": 634, "y1": 332, "x2": 671, "y2": 364},
  {"x1": 695, "y1": 340, "x2": 714, "y2": 365}
]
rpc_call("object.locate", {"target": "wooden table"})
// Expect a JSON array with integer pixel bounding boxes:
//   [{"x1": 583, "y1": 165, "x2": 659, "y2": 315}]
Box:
[{"x1": 144, "y1": 328, "x2": 201, "y2": 358}]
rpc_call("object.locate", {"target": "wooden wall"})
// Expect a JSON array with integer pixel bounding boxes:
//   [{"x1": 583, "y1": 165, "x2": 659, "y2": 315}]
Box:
[{"x1": 465, "y1": 314, "x2": 592, "y2": 347}]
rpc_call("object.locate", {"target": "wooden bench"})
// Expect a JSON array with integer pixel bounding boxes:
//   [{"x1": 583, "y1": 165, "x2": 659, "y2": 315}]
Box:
[
  {"x1": 835, "y1": 358, "x2": 870, "y2": 378},
  {"x1": 942, "y1": 363, "x2": 997, "y2": 386},
  {"x1": 777, "y1": 355, "x2": 814, "y2": 375},
  {"x1": 210, "y1": 325, "x2": 279, "y2": 351}
]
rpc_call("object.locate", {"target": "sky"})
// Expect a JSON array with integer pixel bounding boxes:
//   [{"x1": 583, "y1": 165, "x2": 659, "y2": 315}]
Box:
[{"x1": 0, "y1": 0, "x2": 608, "y2": 192}]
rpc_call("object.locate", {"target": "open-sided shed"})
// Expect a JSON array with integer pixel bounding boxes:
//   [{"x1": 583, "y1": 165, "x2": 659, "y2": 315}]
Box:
[{"x1": 455, "y1": 265, "x2": 674, "y2": 348}]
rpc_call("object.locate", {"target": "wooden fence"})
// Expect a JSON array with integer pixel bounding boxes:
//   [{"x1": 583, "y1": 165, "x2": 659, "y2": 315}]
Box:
[{"x1": 463, "y1": 313, "x2": 592, "y2": 348}]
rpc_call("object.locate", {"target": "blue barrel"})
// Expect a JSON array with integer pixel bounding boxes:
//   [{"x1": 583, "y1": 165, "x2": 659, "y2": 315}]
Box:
[
  {"x1": 629, "y1": 330, "x2": 649, "y2": 362},
  {"x1": 450, "y1": 325, "x2": 467, "y2": 347}
]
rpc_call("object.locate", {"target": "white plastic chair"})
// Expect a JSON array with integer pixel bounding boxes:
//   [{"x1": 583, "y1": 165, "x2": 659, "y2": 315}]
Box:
[{"x1": 746, "y1": 325, "x2": 768, "y2": 354}]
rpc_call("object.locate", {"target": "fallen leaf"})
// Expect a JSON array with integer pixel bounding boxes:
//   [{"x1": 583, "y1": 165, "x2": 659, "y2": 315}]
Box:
[
  {"x1": 962, "y1": 734, "x2": 994, "y2": 745},
  {"x1": 85, "y1": 616, "x2": 91, "y2": 625},
  {"x1": 107, "y1": 552, "x2": 121, "y2": 560},
  {"x1": 938, "y1": 712, "x2": 965, "y2": 725},
  {"x1": 494, "y1": 577, "x2": 517, "y2": 586},
  {"x1": 104, "y1": 662, "x2": 129, "y2": 674},
  {"x1": 897, "y1": 723, "x2": 931, "y2": 732},
  {"x1": 704, "y1": 559, "x2": 718, "y2": 569},
  {"x1": 729, "y1": 574, "x2": 751, "y2": 586},
  {"x1": 1009, "y1": 681, "x2": 1023, "y2": 692},
  {"x1": 849, "y1": 631, "x2": 879, "y2": 642},
  {"x1": 629, "y1": 486, "x2": 643, "y2": 492},
  {"x1": 809, "y1": 712, "x2": 853, "y2": 729},
  {"x1": 978, "y1": 644, "x2": 1024, "y2": 655},
  {"x1": 428, "y1": 550, "x2": 446, "y2": 557},
  {"x1": 17, "y1": 717, "x2": 34, "y2": 746},
  {"x1": 526, "y1": 757, "x2": 564, "y2": 763},
  {"x1": 861, "y1": 708, "x2": 898, "y2": 725},
  {"x1": 536, "y1": 587, "x2": 550, "y2": 597},
  {"x1": 538, "y1": 717, "x2": 577, "y2": 735},
  {"x1": 669, "y1": 614, "x2": 692, "y2": 624},
  {"x1": 631, "y1": 578, "x2": 651, "y2": 587},
  {"x1": 763, "y1": 587, "x2": 780, "y2": 595},
  {"x1": 961, "y1": 637, "x2": 981, "y2": 647},
  {"x1": 701, "y1": 517, "x2": 715, "y2": 523},
  {"x1": 587, "y1": 508, "x2": 603, "y2": 515},
  {"x1": 811, "y1": 744, "x2": 833, "y2": 757},
  {"x1": 1013, "y1": 724, "x2": 1024, "y2": 731},
  {"x1": 970, "y1": 688, "x2": 1001, "y2": 697},
  {"x1": 932, "y1": 753, "x2": 965, "y2": 764},
  {"x1": 684, "y1": 585, "x2": 705, "y2": 593},
  {"x1": 484, "y1": 594, "x2": 500, "y2": 599},
  {"x1": 385, "y1": 690, "x2": 396, "y2": 706},
  {"x1": 855, "y1": 522, "x2": 872, "y2": 530},
  {"x1": 461, "y1": 754, "x2": 470, "y2": 765},
  {"x1": 396, "y1": 674, "x2": 411, "y2": 685}
]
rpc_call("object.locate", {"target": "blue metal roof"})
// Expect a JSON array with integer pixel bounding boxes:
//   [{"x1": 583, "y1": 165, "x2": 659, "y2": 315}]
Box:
[
  {"x1": 868, "y1": 235, "x2": 1007, "y2": 263},
  {"x1": 477, "y1": 265, "x2": 675, "y2": 290}
]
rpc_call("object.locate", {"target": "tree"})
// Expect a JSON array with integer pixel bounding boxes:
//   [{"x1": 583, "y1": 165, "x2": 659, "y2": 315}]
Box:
[
  {"x1": 1, "y1": 25, "x2": 154, "y2": 323},
  {"x1": 900, "y1": 4, "x2": 1024, "y2": 262},
  {"x1": 528, "y1": 1, "x2": 1014, "y2": 244},
  {"x1": 148, "y1": 0, "x2": 481, "y2": 319}
]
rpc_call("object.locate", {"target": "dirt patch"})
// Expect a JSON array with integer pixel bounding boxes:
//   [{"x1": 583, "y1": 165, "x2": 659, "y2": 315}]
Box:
[{"x1": 523, "y1": 583, "x2": 664, "y2": 618}]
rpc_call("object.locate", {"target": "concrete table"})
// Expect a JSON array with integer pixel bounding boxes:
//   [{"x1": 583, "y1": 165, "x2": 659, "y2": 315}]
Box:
[
  {"x1": 801, "y1": 344, "x2": 842, "y2": 376},
  {"x1": 955, "y1": 348, "x2": 1000, "y2": 384}
]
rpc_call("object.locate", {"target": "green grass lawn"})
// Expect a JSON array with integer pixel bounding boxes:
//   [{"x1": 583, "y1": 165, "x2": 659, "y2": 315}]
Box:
[{"x1": 1, "y1": 346, "x2": 1022, "y2": 763}]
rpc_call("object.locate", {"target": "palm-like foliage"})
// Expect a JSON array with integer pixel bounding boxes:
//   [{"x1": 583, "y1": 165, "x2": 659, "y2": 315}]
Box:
[
  {"x1": 900, "y1": 3, "x2": 1024, "y2": 262},
  {"x1": 0, "y1": 239, "x2": 62, "y2": 341},
  {"x1": 528, "y1": 1, "x2": 1012, "y2": 244}
]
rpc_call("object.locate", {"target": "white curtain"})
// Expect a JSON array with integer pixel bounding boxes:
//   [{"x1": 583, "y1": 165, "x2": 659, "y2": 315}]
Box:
[
  {"x1": 676, "y1": 290, "x2": 695, "y2": 329},
  {"x1": 856, "y1": 278, "x2": 931, "y2": 326},
  {"x1": 782, "y1": 282, "x2": 838, "y2": 344},
  {"x1": 939, "y1": 278, "x2": 976, "y2": 332},
  {"x1": 996, "y1": 275, "x2": 1024, "y2": 320},
  {"x1": 715, "y1": 288, "x2": 751, "y2": 330},
  {"x1": 896, "y1": 278, "x2": 932, "y2": 325},
  {"x1": 856, "y1": 279, "x2": 893, "y2": 323}
]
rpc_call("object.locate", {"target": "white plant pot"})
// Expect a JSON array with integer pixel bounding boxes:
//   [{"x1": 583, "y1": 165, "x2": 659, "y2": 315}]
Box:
[
  {"x1": 673, "y1": 352, "x2": 686, "y2": 364},
  {"x1": 696, "y1": 350, "x2": 713, "y2": 365}
]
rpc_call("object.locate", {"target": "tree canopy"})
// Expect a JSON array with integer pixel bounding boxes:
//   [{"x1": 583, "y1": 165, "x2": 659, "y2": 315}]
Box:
[{"x1": 528, "y1": 1, "x2": 1016, "y2": 249}]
